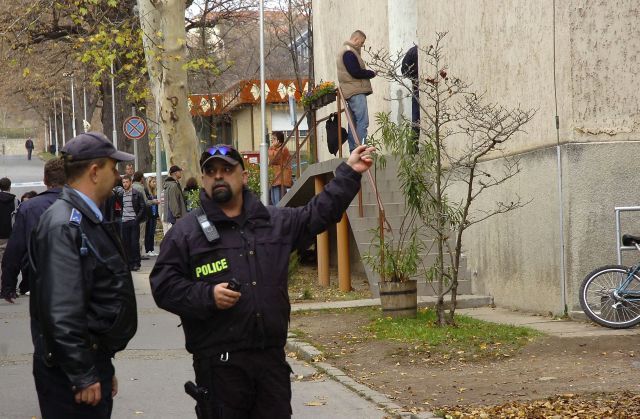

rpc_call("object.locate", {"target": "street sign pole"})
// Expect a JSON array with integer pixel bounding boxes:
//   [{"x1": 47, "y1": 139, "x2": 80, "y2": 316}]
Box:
[
  {"x1": 122, "y1": 114, "x2": 148, "y2": 171},
  {"x1": 155, "y1": 108, "x2": 162, "y2": 220},
  {"x1": 132, "y1": 106, "x2": 138, "y2": 170}
]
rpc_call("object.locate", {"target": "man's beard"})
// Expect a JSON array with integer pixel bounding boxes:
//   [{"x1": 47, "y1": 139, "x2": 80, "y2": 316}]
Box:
[{"x1": 211, "y1": 183, "x2": 232, "y2": 203}]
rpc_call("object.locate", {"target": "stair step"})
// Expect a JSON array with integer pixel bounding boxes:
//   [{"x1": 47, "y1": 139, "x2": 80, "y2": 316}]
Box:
[{"x1": 348, "y1": 202, "x2": 406, "y2": 218}]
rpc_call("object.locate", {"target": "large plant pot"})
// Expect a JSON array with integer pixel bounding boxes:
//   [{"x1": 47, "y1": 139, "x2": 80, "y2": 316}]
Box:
[{"x1": 378, "y1": 280, "x2": 417, "y2": 319}]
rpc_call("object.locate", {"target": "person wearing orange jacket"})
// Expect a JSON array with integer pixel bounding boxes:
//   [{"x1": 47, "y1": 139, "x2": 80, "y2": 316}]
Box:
[{"x1": 267, "y1": 131, "x2": 293, "y2": 205}]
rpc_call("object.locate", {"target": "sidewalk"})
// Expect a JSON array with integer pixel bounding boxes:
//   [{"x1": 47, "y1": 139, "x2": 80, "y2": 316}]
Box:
[
  {"x1": 130, "y1": 261, "x2": 637, "y2": 418},
  {"x1": 2, "y1": 256, "x2": 630, "y2": 419}
]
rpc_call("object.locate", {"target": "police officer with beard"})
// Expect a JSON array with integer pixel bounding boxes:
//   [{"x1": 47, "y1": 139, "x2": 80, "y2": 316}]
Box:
[{"x1": 150, "y1": 143, "x2": 375, "y2": 418}]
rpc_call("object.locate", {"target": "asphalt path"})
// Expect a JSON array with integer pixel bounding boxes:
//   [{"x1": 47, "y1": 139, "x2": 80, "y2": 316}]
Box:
[
  {"x1": 0, "y1": 247, "x2": 385, "y2": 417},
  {"x1": 0, "y1": 155, "x2": 47, "y2": 198}
]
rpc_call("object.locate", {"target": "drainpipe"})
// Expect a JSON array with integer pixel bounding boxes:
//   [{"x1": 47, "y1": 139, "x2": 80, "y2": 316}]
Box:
[{"x1": 553, "y1": 0, "x2": 567, "y2": 314}]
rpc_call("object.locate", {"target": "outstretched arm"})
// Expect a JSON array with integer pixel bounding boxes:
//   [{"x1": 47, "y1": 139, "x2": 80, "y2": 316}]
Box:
[{"x1": 346, "y1": 145, "x2": 376, "y2": 173}]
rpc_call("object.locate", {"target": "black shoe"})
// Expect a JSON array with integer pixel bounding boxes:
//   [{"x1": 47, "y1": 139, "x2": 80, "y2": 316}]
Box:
[
  {"x1": 1, "y1": 290, "x2": 18, "y2": 300},
  {"x1": 140, "y1": 255, "x2": 150, "y2": 260}
]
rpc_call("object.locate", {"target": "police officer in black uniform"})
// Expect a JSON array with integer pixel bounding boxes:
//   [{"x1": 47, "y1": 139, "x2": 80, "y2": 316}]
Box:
[
  {"x1": 29, "y1": 132, "x2": 138, "y2": 418},
  {"x1": 150, "y1": 143, "x2": 375, "y2": 418}
]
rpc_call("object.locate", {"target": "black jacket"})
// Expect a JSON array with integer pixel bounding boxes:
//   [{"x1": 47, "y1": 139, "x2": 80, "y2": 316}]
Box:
[
  {"x1": 1, "y1": 187, "x2": 61, "y2": 294},
  {"x1": 0, "y1": 191, "x2": 17, "y2": 239},
  {"x1": 121, "y1": 187, "x2": 147, "y2": 224},
  {"x1": 101, "y1": 186, "x2": 146, "y2": 224},
  {"x1": 150, "y1": 163, "x2": 361, "y2": 356},
  {"x1": 29, "y1": 186, "x2": 137, "y2": 390}
]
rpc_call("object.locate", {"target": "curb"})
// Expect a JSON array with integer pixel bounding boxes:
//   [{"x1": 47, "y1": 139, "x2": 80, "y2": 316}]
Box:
[
  {"x1": 286, "y1": 335, "x2": 437, "y2": 419},
  {"x1": 291, "y1": 294, "x2": 492, "y2": 313}
]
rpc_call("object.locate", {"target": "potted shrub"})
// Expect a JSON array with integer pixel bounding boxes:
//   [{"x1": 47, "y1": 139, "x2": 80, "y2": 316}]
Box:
[
  {"x1": 363, "y1": 118, "x2": 425, "y2": 319},
  {"x1": 364, "y1": 222, "x2": 422, "y2": 319}
]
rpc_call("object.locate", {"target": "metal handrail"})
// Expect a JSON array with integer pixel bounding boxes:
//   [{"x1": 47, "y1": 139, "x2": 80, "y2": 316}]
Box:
[
  {"x1": 336, "y1": 88, "x2": 388, "y2": 219},
  {"x1": 615, "y1": 206, "x2": 640, "y2": 264},
  {"x1": 336, "y1": 87, "x2": 391, "y2": 280}
]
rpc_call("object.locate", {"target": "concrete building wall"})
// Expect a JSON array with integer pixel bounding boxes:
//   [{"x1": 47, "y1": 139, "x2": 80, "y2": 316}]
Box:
[
  {"x1": 313, "y1": 0, "x2": 640, "y2": 314},
  {"x1": 426, "y1": 0, "x2": 640, "y2": 313}
]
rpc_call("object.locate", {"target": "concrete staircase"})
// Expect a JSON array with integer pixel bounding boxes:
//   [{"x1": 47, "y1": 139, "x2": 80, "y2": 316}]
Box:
[
  {"x1": 345, "y1": 157, "x2": 472, "y2": 298},
  {"x1": 280, "y1": 157, "x2": 473, "y2": 299}
]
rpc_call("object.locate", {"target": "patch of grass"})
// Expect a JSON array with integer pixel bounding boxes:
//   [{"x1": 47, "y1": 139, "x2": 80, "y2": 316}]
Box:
[
  {"x1": 369, "y1": 307, "x2": 540, "y2": 361},
  {"x1": 38, "y1": 151, "x2": 56, "y2": 161},
  {"x1": 288, "y1": 266, "x2": 371, "y2": 303}
]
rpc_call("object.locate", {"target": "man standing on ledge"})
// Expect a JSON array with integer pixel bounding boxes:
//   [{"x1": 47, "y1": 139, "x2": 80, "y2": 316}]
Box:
[
  {"x1": 337, "y1": 29, "x2": 376, "y2": 152},
  {"x1": 150, "y1": 143, "x2": 375, "y2": 418},
  {"x1": 29, "y1": 132, "x2": 138, "y2": 418}
]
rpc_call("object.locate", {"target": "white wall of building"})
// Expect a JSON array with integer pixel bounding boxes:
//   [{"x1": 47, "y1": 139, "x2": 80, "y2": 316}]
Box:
[{"x1": 313, "y1": 0, "x2": 640, "y2": 314}]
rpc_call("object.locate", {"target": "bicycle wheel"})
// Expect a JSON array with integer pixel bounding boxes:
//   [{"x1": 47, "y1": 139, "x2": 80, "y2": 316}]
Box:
[{"x1": 579, "y1": 265, "x2": 640, "y2": 329}]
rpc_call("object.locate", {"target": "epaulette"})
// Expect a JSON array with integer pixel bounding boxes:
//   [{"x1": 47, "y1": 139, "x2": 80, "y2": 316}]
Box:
[{"x1": 69, "y1": 208, "x2": 83, "y2": 226}]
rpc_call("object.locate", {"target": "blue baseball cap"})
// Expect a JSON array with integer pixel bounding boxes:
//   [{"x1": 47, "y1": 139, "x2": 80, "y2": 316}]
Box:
[{"x1": 61, "y1": 132, "x2": 134, "y2": 162}]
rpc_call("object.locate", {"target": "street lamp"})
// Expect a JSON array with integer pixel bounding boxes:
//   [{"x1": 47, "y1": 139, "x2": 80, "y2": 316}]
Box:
[
  {"x1": 259, "y1": 0, "x2": 268, "y2": 205},
  {"x1": 63, "y1": 72, "x2": 77, "y2": 137},
  {"x1": 60, "y1": 97, "x2": 66, "y2": 147},
  {"x1": 53, "y1": 95, "x2": 59, "y2": 155},
  {"x1": 110, "y1": 60, "x2": 118, "y2": 149},
  {"x1": 83, "y1": 85, "x2": 88, "y2": 132},
  {"x1": 48, "y1": 115, "x2": 52, "y2": 152}
]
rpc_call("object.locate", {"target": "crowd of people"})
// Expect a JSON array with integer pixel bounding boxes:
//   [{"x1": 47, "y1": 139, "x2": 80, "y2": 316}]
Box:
[
  {"x1": 0, "y1": 127, "x2": 375, "y2": 418},
  {"x1": 0, "y1": 26, "x2": 384, "y2": 418}
]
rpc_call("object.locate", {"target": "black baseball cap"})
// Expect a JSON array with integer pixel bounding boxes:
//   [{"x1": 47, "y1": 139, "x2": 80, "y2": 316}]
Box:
[
  {"x1": 200, "y1": 144, "x2": 245, "y2": 171},
  {"x1": 61, "y1": 132, "x2": 134, "y2": 162},
  {"x1": 169, "y1": 165, "x2": 183, "y2": 174}
]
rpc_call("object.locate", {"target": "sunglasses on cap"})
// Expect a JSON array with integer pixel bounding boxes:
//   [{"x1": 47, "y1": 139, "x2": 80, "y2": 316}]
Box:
[
  {"x1": 200, "y1": 144, "x2": 245, "y2": 170},
  {"x1": 206, "y1": 145, "x2": 234, "y2": 156}
]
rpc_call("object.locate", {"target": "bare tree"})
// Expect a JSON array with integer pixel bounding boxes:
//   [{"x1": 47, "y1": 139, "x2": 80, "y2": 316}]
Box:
[{"x1": 368, "y1": 32, "x2": 536, "y2": 326}]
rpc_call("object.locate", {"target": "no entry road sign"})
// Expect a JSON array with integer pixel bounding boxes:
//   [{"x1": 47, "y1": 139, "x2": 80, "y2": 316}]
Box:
[{"x1": 123, "y1": 116, "x2": 148, "y2": 140}]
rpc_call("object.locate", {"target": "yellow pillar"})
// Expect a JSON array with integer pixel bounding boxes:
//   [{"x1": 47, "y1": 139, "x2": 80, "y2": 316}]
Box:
[
  {"x1": 337, "y1": 212, "x2": 351, "y2": 292},
  {"x1": 315, "y1": 175, "x2": 330, "y2": 287}
]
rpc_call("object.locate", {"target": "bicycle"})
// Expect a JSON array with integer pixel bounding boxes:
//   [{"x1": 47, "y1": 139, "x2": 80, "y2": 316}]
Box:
[{"x1": 579, "y1": 234, "x2": 640, "y2": 328}]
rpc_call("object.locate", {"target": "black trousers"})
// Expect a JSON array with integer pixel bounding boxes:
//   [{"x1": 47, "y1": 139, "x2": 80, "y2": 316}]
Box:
[
  {"x1": 33, "y1": 354, "x2": 114, "y2": 419},
  {"x1": 18, "y1": 267, "x2": 30, "y2": 294},
  {"x1": 144, "y1": 216, "x2": 157, "y2": 253},
  {"x1": 193, "y1": 347, "x2": 292, "y2": 419},
  {"x1": 121, "y1": 220, "x2": 140, "y2": 268}
]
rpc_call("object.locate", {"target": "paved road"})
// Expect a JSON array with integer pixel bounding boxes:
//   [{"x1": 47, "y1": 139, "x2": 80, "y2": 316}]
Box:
[
  {"x1": 0, "y1": 258, "x2": 386, "y2": 418},
  {"x1": 0, "y1": 155, "x2": 47, "y2": 198}
]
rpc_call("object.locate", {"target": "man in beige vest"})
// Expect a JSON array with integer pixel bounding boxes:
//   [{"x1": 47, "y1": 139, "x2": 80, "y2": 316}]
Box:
[{"x1": 336, "y1": 30, "x2": 376, "y2": 152}]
